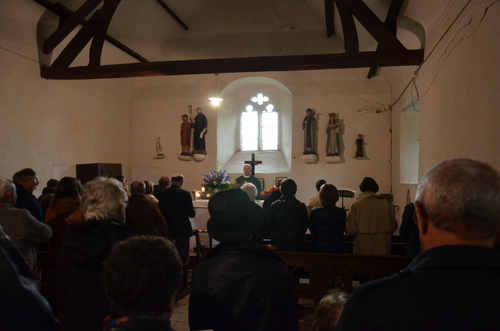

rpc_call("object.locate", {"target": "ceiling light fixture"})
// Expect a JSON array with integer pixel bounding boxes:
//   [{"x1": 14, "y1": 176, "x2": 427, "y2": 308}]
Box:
[{"x1": 209, "y1": 73, "x2": 223, "y2": 106}]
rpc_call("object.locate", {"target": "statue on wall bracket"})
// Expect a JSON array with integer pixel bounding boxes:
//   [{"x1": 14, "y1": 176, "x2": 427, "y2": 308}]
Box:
[
  {"x1": 191, "y1": 106, "x2": 208, "y2": 162},
  {"x1": 154, "y1": 137, "x2": 165, "y2": 159},
  {"x1": 179, "y1": 106, "x2": 194, "y2": 161},
  {"x1": 301, "y1": 108, "x2": 318, "y2": 163},
  {"x1": 326, "y1": 113, "x2": 342, "y2": 163},
  {"x1": 355, "y1": 134, "x2": 366, "y2": 159}
]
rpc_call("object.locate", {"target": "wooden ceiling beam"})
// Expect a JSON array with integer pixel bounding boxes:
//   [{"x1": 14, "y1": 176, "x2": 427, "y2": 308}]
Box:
[
  {"x1": 334, "y1": 0, "x2": 359, "y2": 52},
  {"x1": 324, "y1": 0, "x2": 335, "y2": 38},
  {"x1": 43, "y1": 0, "x2": 103, "y2": 54},
  {"x1": 342, "y1": 0, "x2": 406, "y2": 51},
  {"x1": 40, "y1": 50, "x2": 424, "y2": 80},
  {"x1": 89, "y1": 0, "x2": 121, "y2": 66},
  {"x1": 155, "y1": 0, "x2": 189, "y2": 31},
  {"x1": 367, "y1": 0, "x2": 405, "y2": 78},
  {"x1": 33, "y1": 0, "x2": 148, "y2": 63}
]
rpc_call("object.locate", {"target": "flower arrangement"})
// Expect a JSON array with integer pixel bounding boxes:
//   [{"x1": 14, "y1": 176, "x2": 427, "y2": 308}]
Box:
[
  {"x1": 260, "y1": 186, "x2": 278, "y2": 198},
  {"x1": 202, "y1": 170, "x2": 232, "y2": 191}
]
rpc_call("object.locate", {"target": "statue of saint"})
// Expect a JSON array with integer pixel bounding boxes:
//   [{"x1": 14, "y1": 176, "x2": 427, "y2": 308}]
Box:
[
  {"x1": 180, "y1": 114, "x2": 193, "y2": 155},
  {"x1": 156, "y1": 137, "x2": 164, "y2": 156},
  {"x1": 326, "y1": 113, "x2": 340, "y2": 156},
  {"x1": 302, "y1": 108, "x2": 316, "y2": 154},
  {"x1": 356, "y1": 134, "x2": 364, "y2": 158},
  {"x1": 192, "y1": 107, "x2": 208, "y2": 154}
]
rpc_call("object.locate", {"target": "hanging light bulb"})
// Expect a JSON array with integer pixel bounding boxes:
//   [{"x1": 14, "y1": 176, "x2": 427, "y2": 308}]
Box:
[{"x1": 209, "y1": 73, "x2": 223, "y2": 106}]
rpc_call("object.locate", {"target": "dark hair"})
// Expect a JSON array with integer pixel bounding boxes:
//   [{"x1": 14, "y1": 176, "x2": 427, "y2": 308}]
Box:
[
  {"x1": 159, "y1": 176, "x2": 171, "y2": 187},
  {"x1": 13, "y1": 168, "x2": 36, "y2": 181},
  {"x1": 280, "y1": 179, "x2": 297, "y2": 196},
  {"x1": 50, "y1": 177, "x2": 82, "y2": 208},
  {"x1": 144, "y1": 180, "x2": 154, "y2": 195},
  {"x1": 319, "y1": 184, "x2": 339, "y2": 207},
  {"x1": 114, "y1": 175, "x2": 126, "y2": 184},
  {"x1": 129, "y1": 181, "x2": 145, "y2": 194},
  {"x1": 46, "y1": 179, "x2": 60, "y2": 188},
  {"x1": 103, "y1": 236, "x2": 182, "y2": 318},
  {"x1": 315, "y1": 179, "x2": 327, "y2": 192},
  {"x1": 359, "y1": 177, "x2": 379, "y2": 193}
]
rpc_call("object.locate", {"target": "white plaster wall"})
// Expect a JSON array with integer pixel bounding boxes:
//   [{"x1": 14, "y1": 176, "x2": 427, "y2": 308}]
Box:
[
  {"x1": 0, "y1": 0, "x2": 133, "y2": 195},
  {"x1": 385, "y1": 0, "x2": 500, "y2": 221},
  {"x1": 129, "y1": 69, "x2": 392, "y2": 207}
]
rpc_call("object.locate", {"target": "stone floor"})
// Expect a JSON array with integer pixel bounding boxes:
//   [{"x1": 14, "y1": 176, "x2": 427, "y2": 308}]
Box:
[{"x1": 170, "y1": 294, "x2": 316, "y2": 331}]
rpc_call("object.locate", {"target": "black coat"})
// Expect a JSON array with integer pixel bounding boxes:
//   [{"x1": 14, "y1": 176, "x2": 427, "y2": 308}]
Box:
[
  {"x1": 336, "y1": 245, "x2": 500, "y2": 331},
  {"x1": 57, "y1": 219, "x2": 134, "y2": 331},
  {"x1": 0, "y1": 227, "x2": 59, "y2": 331},
  {"x1": 14, "y1": 182, "x2": 43, "y2": 222},
  {"x1": 189, "y1": 241, "x2": 299, "y2": 331},
  {"x1": 309, "y1": 205, "x2": 347, "y2": 253},
  {"x1": 157, "y1": 184, "x2": 195, "y2": 237},
  {"x1": 269, "y1": 196, "x2": 308, "y2": 252}
]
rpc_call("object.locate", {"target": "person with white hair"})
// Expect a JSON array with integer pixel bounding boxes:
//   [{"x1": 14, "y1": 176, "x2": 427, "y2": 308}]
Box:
[
  {"x1": 241, "y1": 183, "x2": 271, "y2": 243},
  {"x1": 0, "y1": 177, "x2": 52, "y2": 283},
  {"x1": 337, "y1": 159, "x2": 500, "y2": 331},
  {"x1": 57, "y1": 178, "x2": 134, "y2": 331}
]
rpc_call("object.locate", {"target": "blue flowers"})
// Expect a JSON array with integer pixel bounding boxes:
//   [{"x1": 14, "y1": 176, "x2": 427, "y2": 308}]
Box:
[{"x1": 202, "y1": 170, "x2": 232, "y2": 190}]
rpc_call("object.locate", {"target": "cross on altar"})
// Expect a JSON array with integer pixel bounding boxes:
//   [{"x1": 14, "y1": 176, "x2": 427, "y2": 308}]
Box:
[{"x1": 245, "y1": 153, "x2": 262, "y2": 176}]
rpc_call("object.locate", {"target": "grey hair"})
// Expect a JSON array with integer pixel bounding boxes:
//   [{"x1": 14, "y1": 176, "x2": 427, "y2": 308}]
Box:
[
  {"x1": 81, "y1": 178, "x2": 128, "y2": 221},
  {"x1": 241, "y1": 183, "x2": 257, "y2": 201},
  {"x1": 415, "y1": 158, "x2": 500, "y2": 241},
  {"x1": 0, "y1": 177, "x2": 15, "y2": 199}
]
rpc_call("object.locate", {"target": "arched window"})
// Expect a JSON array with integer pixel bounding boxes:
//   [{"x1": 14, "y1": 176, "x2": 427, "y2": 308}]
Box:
[{"x1": 240, "y1": 93, "x2": 278, "y2": 151}]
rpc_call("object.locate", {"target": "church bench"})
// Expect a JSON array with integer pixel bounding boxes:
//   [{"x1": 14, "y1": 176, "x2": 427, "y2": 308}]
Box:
[{"x1": 276, "y1": 252, "x2": 413, "y2": 298}]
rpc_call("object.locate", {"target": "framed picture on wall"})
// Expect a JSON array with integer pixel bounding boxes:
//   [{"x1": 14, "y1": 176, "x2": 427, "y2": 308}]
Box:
[
  {"x1": 257, "y1": 178, "x2": 265, "y2": 191},
  {"x1": 275, "y1": 177, "x2": 287, "y2": 186}
]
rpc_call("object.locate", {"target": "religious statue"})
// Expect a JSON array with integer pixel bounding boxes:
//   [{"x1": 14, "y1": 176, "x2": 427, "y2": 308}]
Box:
[
  {"x1": 156, "y1": 137, "x2": 164, "y2": 156},
  {"x1": 326, "y1": 113, "x2": 340, "y2": 156},
  {"x1": 302, "y1": 108, "x2": 317, "y2": 154},
  {"x1": 180, "y1": 109, "x2": 193, "y2": 156},
  {"x1": 356, "y1": 134, "x2": 365, "y2": 158},
  {"x1": 192, "y1": 107, "x2": 208, "y2": 154}
]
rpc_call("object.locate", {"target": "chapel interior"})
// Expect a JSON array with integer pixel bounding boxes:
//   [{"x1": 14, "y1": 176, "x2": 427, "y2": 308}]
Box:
[{"x1": 2, "y1": 1, "x2": 499, "y2": 330}]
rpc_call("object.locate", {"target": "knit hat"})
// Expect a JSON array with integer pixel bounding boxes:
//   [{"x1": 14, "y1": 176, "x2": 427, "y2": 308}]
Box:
[{"x1": 207, "y1": 189, "x2": 260, "y2": 243}]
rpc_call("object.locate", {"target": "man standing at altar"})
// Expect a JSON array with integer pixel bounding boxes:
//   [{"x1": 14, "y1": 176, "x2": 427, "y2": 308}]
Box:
[
  {"x1": 235, "y1": 164, "x2": 262, "y2": 195},
  {"x1": 158, "y1": 174, "x2": 195, "y2": 263}
]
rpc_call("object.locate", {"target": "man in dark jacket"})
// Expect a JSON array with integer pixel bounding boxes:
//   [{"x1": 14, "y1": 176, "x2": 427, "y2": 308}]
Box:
[
  {"x1": 158, "y1": 173, "x2": 195, "y2": 262},
  {"x1": 189, "y1": 189, "x2": 299, "y2": 331},
  {"x1": 13, "y1": 168, "x2": 43, "y2": 222},
  {"x1": 268, "y1": 179, "x2": 308, "y2": 251},
  {"x1": 337, "y1": 159, "x2": 500, "y2": 331}
]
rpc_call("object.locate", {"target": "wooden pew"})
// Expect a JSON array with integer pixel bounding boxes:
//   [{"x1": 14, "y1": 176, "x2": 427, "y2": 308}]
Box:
[{"x1": 276, "y1": 252, "x2": 413, "y2": 298}]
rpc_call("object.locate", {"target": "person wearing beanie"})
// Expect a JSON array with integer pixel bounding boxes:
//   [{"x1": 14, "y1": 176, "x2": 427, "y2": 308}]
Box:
[{"x1": 189, "y1": 189, "x2": 298, "y2": 331}]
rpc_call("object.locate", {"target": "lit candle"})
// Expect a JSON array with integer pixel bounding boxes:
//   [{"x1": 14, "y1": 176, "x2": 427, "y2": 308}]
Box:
[
  {"x1": 206, "y1": 194, "x2": 211, "y2": 198},
  {"x1": 201, "y1": 187, "x2": 205, "y2": 192}
]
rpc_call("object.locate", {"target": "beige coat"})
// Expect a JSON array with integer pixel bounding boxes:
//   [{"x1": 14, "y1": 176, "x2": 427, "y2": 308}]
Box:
[{"x1": 346, "y1": 192, "x2": 397, "y2": 255}]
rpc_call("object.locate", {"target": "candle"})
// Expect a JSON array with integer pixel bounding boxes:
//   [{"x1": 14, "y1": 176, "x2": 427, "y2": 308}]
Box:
[{"x1": 201, "y1": 187, "x2": 205, "y2": 192}]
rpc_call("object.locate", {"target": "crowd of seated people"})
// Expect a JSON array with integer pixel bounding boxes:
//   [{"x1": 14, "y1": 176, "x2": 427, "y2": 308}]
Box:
[{"x1": 2, "y1": 158, "x2": 500, "y2": 331}]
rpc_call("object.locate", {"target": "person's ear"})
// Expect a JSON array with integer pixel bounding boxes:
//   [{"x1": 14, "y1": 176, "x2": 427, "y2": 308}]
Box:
[
  {"x1": 414, "y1": 201, "x2": 429, "y2": 236},
  {"x1": 164, "y1": 291, "x2": 177, "y2": 318}
]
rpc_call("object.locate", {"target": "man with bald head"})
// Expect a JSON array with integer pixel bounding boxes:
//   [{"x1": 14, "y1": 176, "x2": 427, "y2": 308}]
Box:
[
  {"x1": 337, "y1": 159, "x2": 500, "y2": 330},
  {"x1": 125, "y1": 181, "x2": 170, "y2": 238}
]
